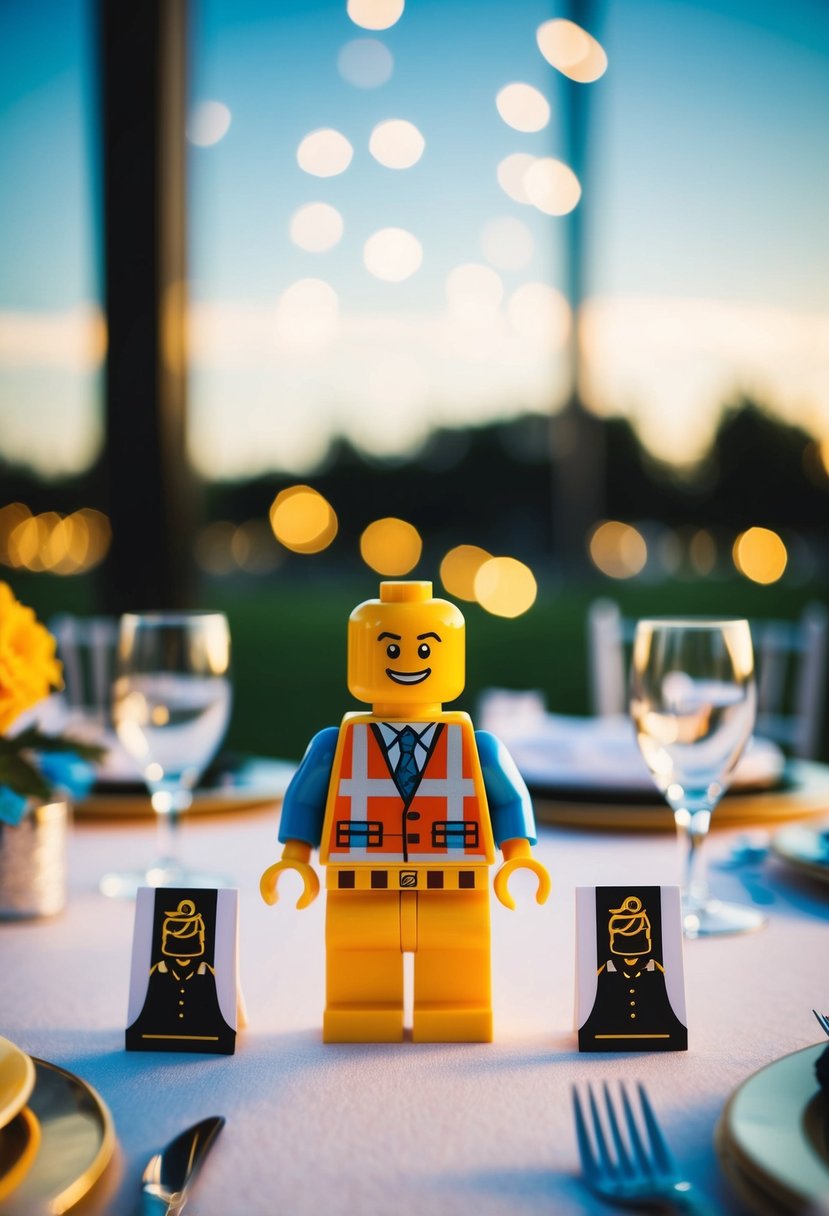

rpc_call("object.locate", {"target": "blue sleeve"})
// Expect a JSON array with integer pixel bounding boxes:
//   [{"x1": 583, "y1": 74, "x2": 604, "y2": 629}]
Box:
[
  {"x1": 278, "y1": 726, "x2": 339, "y2": 847},
  {"x1": 475, "y1": 729, "x2": 538, "y2": 847}
]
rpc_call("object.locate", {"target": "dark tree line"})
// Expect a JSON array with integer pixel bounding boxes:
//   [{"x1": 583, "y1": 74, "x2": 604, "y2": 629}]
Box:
[{"x1": 2, "y1": 399, "x2": 827, "y2": 574}]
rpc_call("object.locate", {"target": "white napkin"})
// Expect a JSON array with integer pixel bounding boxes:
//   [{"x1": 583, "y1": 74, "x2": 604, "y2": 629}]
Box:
[{"x1": 478, "y1": 689, "x2": 785, "y2": 793}]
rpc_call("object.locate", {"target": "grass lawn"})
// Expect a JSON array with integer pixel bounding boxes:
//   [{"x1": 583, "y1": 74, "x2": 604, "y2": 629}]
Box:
[
  {"x1": 10, "y1": 570, "x2": 828, "y2": 763},
  {"x1": 208, "y1": 575, "x2": 829, "y2": 762}
]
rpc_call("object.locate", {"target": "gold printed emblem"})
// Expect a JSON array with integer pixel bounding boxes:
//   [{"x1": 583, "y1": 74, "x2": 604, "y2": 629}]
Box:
[
  {"x1": 161, "y1": 898, "x2": 206, "y2": 958},
  {"x1": 608, "y1": 895, "x2": 652, "y2": 958}
]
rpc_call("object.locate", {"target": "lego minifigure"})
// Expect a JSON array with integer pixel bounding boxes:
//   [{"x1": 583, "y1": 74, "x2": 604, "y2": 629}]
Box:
[{"x1": 261, "y1": 580, "x2": 550, "y2": 1042}]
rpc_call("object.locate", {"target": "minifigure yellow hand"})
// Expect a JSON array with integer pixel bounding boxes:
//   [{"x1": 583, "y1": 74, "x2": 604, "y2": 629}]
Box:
[
  {"x1": 493, "y1": 838, "x2": 551, "y2": 911},
  {"x1": 260, "y1": 840, "x2": 320, "y2": 909}
]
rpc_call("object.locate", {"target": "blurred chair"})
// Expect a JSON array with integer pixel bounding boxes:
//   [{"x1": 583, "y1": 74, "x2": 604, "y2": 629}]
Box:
[
  {"x1": 49, "y1": 615, "x2": 120, "y2": 742},
  {"x1": 587, "y1": 597, "x2": 829, "y2": 760}
]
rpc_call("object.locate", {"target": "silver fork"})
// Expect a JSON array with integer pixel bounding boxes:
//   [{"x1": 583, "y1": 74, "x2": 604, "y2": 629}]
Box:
[
  {"x1": 814, "y1": 1009, "x2": 829, "y2": 1037},
  {"x1": 572, "y1": 1081, "x2": 717, "y2": 1214}
]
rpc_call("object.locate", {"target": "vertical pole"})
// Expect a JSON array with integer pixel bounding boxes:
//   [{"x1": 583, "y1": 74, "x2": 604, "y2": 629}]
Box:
[
  {"x1": 99, "y1": 0, "x2": 194, "y2": 612},
  {"x1": 551, "y1": 0, "x2": 606, "y2": 574}
]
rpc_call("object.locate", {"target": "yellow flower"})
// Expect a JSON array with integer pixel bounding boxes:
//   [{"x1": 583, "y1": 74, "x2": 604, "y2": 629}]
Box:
[{"x1": 0, "y1": 582, "x2": 63, "y2": 735}]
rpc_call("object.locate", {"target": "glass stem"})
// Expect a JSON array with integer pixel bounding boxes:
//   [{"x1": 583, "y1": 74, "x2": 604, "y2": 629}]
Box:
[
  {"x1": 155, "y1": 809, "x2": 180, "y2": 870},
  {"x1": 150, "y1": 788, "x2": 193, "y2": 874},
  {"x1": 676, "y1": 807, "x2": 712, "y2": 910}
]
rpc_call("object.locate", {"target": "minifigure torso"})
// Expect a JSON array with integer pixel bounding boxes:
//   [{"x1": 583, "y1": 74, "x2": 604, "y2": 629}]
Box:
[{"x1": 320, "y1": 710, "x2": 496, "y2": 890}]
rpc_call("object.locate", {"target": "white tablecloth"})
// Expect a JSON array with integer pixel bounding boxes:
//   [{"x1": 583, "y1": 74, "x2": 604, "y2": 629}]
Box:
[{"x1": 2, "y1": 803, "x2": 828, "y2": 1215}]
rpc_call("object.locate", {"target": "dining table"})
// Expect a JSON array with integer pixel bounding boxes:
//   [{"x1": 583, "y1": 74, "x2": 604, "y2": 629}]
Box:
[{"x1": 2, "y1": 769, "x2": 829, "y2": 1215}]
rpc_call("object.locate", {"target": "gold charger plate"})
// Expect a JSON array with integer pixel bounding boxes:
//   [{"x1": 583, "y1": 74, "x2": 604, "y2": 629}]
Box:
[
  {"x1": 5, "y1": 1058, "x2": 115, "y2": 1215},
  {"x1": 535, "y1": 760, "x2": 829, "y2": 832},
  {"x1": 716, "y1": 1042, "x2": 829, "y2": 1212},
  {"x1": 771, "y1": 823, "x2": 829, "y2": 884},
  {"x1": 0, "y1": 1037, "x2": 35, "y2": 1131},
  {"x1": 75, "y1": 757, "x2": 294, "y2": 818},
  {"x1": 75, "y1": 786, "x2": 280, "y2": 818},
  {"x1": 0, "y1": 1107, "x2": 41, "y2": 1203}
]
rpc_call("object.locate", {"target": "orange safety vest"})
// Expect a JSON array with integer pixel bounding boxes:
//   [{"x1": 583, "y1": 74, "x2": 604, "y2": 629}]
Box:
[{"x1": 320, "y1": 712, "x2": 495, "y2": 887}]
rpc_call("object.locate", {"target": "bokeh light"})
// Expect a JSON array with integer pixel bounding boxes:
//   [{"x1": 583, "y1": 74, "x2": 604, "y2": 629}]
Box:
[
  {"x1": 234, "y1": 520, "x2": 281, "y2": 573},
  {"x1": 588, "y1": 520, "x2": 648, "y2": 579},
  {"x1": 507, "y1": 282, "x2": 570, "y2": 347},
  {"x1": 733, "y1": 527, "x2": 788, "y2": 585},
  {"x1": 536, "y1": 18, "x2": 608, "y2": 83},
  {"x1": 289, "y1": 203, "x2": 344, "y2": 252},
  {"x1": 496, "y1": 153, "x2": 537, "y2": 205},
  {"x1": 0, "y1": 503, "x2": 31, "y2": 565},
  {"x1": 297, "y1": 128, "x2": 353, "y2": 177},
  {"x1": 360, "y1": 517, "x2": 422, "y2": 575},
  {"x1": 187, "y1": 100, "x2": 232, "y2": 147},
  {"x1": 495, "y1": 82, "x2": 550, "y2": 133},
  {"x1": 0, "y1": 505, "x2": 111, "y2": 574},
  {"x1": 440, "y1": 545, "x2": 492, "y2": 602},
  {"x1": 369, "y1": 119, "x2": 425, "y2": 169},
  {"x1": 480, "y1": 216, "x2": 534, "y2": 271},
  {"x1": 446, "y1": 264, "x2": 503, "y2": 328},
  {"x1": 363, "y1": 228, "x2": 422, "y2": 281},
  {"x1": 196, "y1": 520, "x2": 282, "y2": 576},
  {"x1": 9, "y1": 513, "x2": 52, "y2": 572},
  {"x1": 269, "y1": 486, "x2": 338, "y2": 554},
  {"x1": 475, "y1": 557, "x2": 537, "y2": 618},
  {"x1": 524, "y1": 157, "x2": 582, "y2": 216},
  {"x1": 337, "y1": 38, "x2": 394, "y2": 88},
  {"x1": 347, "y1": 0, "x2": 404, "y2": 30},
  {"x1": 195, "y1": 521, "x2": 238, "y2": 576},
  {"x1": 689, "y1": 529, "x2": 717, "y2": 576},
  {"x1": 73, "y1": 510, "x2": 112, "y2": 572},
  {"x1": 275, "y1": 279, "x2": 339, "y2": 350}
]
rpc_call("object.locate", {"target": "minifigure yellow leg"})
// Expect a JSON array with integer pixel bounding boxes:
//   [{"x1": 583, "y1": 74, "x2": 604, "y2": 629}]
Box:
[
  {"x1": 324, "y1": 891, "x2": 404, "y2": 1042},
  {"x1": 412, "y1": 890, "x2": 492, "y2": 1042}
]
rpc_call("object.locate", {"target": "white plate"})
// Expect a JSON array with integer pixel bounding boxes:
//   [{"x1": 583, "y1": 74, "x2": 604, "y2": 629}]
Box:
[
  {"x1": 772, "y1": 824, "x2": 829, "y2": 884},
  {"x1": 717, "y1": 1043, "x2": 829, "y2": 1210}
]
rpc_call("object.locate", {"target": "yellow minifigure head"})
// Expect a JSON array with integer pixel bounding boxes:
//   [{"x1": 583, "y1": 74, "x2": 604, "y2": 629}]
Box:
[{"x1": 348, "y1": 581, "x2": 465, "y2": 713}]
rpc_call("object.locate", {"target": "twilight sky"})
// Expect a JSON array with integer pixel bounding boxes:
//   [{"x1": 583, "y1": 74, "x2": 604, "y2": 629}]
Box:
[{"x1": 1, "y1": 0, "x2": 828, "y2": 477}]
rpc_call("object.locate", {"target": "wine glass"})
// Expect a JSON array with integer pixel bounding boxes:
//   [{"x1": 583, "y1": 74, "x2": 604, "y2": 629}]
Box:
[
  {"x1": 630, "y1": 618, "x2": 761, "y2": 938},
  {"x1": 99, "y1": 611, "x2": 232, "y2": 898}
]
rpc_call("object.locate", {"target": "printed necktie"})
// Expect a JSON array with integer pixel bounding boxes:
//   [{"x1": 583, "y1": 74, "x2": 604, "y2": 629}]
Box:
[{"x1": 392, "y1": 726, "x2": 421, "y2": 802}]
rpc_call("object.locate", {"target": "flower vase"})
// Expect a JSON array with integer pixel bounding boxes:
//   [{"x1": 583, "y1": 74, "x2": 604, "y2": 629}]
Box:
[{"x1": 0, "y1": 799, "x2": 69, "y2": 918}]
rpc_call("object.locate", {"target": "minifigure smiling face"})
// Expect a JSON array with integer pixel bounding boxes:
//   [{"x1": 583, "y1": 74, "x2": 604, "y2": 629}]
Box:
[{"x1": 348, "y1": 581, "x2": 465, "y2": 710}]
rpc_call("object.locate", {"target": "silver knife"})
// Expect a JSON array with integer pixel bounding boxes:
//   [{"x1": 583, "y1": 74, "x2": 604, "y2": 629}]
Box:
[{"x1": 141, "y1": 1115, "x2": 225, "y2": 1215}]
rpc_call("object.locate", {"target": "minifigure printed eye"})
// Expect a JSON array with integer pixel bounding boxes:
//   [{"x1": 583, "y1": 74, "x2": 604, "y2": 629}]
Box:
[
  {"x1": 417, "y1": 643, "x2": 431, "y2": 659},
  {"x1": 386, "y1": 643, "x2": 400, "y2": 659}
]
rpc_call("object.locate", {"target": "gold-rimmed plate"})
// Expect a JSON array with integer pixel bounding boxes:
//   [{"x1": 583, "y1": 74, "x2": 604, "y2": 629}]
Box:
[
  {"x1": 5, "y1": 1058, "x2": 115, "y2": 1215},
  {"x1": 75, "y1": 757, "x2": 294, "y2": 818},
  {"x1": 535, "y1": 760, "x2": 829, "y2": 832},
  {"x1": 716, "y1": 1043, "x2": 829, "y2": 1211},
  {"x1": 0, "y1": 1107, "x2": 41, "y2": 1203},
  {"x1": 0, "y1": 1037, "x2": 35, "y2": 1131},
  {"x1": 771, "y1": 823, "x2": 829, "y2": 884}
]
